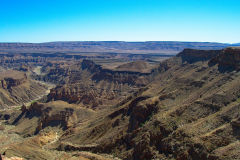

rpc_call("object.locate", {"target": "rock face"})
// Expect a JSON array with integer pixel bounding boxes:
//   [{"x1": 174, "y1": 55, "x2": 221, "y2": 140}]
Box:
[
  {"x1": 209, "y1": 47, "x2": 240, "y2": 71},
  {"x1": 81, "y1": 60, "x2": 150, "y2": 85},
  {"x1": 11, "y1": 101, "x2": 94, "y2": 136},
  {"x1": 127, "y1": 96, "x2": 158, "y2": 131},
  {"x1": 19, "y1": 102, "x2": 76, "y2": 134},
  {"x1": 179, "y1": 47, "x2": 240, "y2": 71},
  {"x1": 177, "y1": 48, "x2": 220, "y2": 63},
  {"x1": 0, "y1": 74, "x2": 27, "y2": 89},
  {"x1": 44, "y1": 60, "x2": 151, "y2": 109},
  {"x1": 0, "y1": 70, "x2": 49, "y2": 109}
]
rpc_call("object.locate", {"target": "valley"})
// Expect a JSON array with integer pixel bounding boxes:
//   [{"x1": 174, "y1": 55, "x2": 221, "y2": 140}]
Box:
[{"x1": 0, "y1": 42, "x2": 240, "y2": 160}]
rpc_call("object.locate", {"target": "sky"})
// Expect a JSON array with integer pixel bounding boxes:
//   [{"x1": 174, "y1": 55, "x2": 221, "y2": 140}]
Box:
[{"x1": 0, "y1": 0, "x2": 239, "y2": 43}]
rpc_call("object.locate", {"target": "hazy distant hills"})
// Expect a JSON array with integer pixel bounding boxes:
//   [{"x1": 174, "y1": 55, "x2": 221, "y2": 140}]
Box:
[
  {"x1": 233, "y1": 43, "x2": 240, "y2": 46},
  {"x1": 0, "y1": 41, "x2": 238, "y2": 55}
]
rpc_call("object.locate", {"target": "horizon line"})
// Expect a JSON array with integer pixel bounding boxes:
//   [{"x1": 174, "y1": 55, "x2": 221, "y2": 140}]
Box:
[{"x1": 0, "y1": 40, "x2": 238, "y2": 44}]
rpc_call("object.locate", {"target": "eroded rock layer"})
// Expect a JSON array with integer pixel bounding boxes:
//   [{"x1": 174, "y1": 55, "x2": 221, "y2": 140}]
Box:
[
  {"x1": 38, "y1": 60, "x2": 152, "y2": 109},
  {"x1": 0, "y1": 70, "x2": 49, "y2": 109}
]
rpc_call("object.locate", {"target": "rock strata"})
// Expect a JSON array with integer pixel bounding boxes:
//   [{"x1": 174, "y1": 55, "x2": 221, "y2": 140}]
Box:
[{"x1": 209, "y1": 47, "x2": 240, "y2": 71}]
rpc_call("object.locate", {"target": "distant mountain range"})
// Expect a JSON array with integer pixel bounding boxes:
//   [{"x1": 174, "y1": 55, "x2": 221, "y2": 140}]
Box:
[
  {"x1": 233, "y1": 43, "x2": 240, "y2": 46},
  {"x1": 0, "y1": 41, "x2": 239, "y2": 55}
]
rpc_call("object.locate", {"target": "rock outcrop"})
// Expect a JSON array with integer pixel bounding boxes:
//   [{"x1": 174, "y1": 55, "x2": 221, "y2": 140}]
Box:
[
  {"x1": 19, "y1": 102, "x2": 77, "y2": 134},
  {"x1": 0, "y1": 73, "x2": 27, "y2": 89},
  {"x1": 127, "y1": 96, "x2": 158, "y2": 131},
  {"x1": 82, "y1": 59, "x2": 150, "y2": 85},
  {"x1": 10, "y1": 101, "x2": 94, "y2": 136},
  {"x1": 0, "y1": 70, "x2": 49, "y2": 109},
  {"x1": 177, "y1": 48, "x2": 220, "y2": 63},
  {"x1": 44, "y1": 60, "x2": 151, "y2": 109},
  {"x1": 209, "y1": 47, "x2": 240, "y2": 71}
]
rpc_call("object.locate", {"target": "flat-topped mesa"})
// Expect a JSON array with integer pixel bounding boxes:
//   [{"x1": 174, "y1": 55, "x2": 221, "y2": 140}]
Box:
[
  {"x1": 81, "y1": 59, "x2": 150, "y2": 85},
  {"x1": 114, "y1": 61, "x2": 152, "y2": 73},
  {"x1": 81, "y1": 59, "x2": 151, "y2": 74},
  {"x1": 177, "y1": 48, "x2": 220, "y2": 63},
  {"x1": 0, "y1": 71, "x2": 27, "y2": 89},
  {"x1": 209, "y1": 47, "x2": 240, "y2": 71}
]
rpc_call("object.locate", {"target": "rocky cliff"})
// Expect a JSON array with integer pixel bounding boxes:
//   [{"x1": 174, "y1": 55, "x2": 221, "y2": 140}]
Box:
[
  {"x1": 20, "y1": 102, "x2": 76, "y2": 134},
  {"x1": 0, "y1": 70, "x2": 49, "y2": 109},
  {"x1": 82, "y1": 59, "x2": 151, "y2": 85},
  {"x1": 43, "y1": 60, "x2": 151, "y2": 109},
  {"x1": 0, "y1": 74, "x2": 27, "y2": 89},
  {"x1": 209, "y1": 47, "x2": 240, "y2": 71},
  {"x1": 177, "y1": 48, "x2": 220, "y2": 63},
  {"x1": 10, "y1": 101, "x2": 94, "y2": 136}
]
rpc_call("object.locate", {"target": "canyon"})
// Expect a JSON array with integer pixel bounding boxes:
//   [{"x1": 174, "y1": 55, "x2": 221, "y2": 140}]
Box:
[
  {"x1": 0, "y1": 42, "x2": 240, "y2": 160},
  {"x1": 0, "y1": 70, "x2": 50, "y2": 109}
]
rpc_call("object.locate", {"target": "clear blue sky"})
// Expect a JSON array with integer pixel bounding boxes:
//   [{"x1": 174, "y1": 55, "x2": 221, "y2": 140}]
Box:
[{"x1": 0, "y1": 0, "x2": 239, "y2": 43}]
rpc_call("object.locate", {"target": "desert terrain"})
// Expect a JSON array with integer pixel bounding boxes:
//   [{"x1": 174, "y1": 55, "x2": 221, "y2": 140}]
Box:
[{"x1": 0, "y1": 42, "x2": 240, "y2": 160}]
